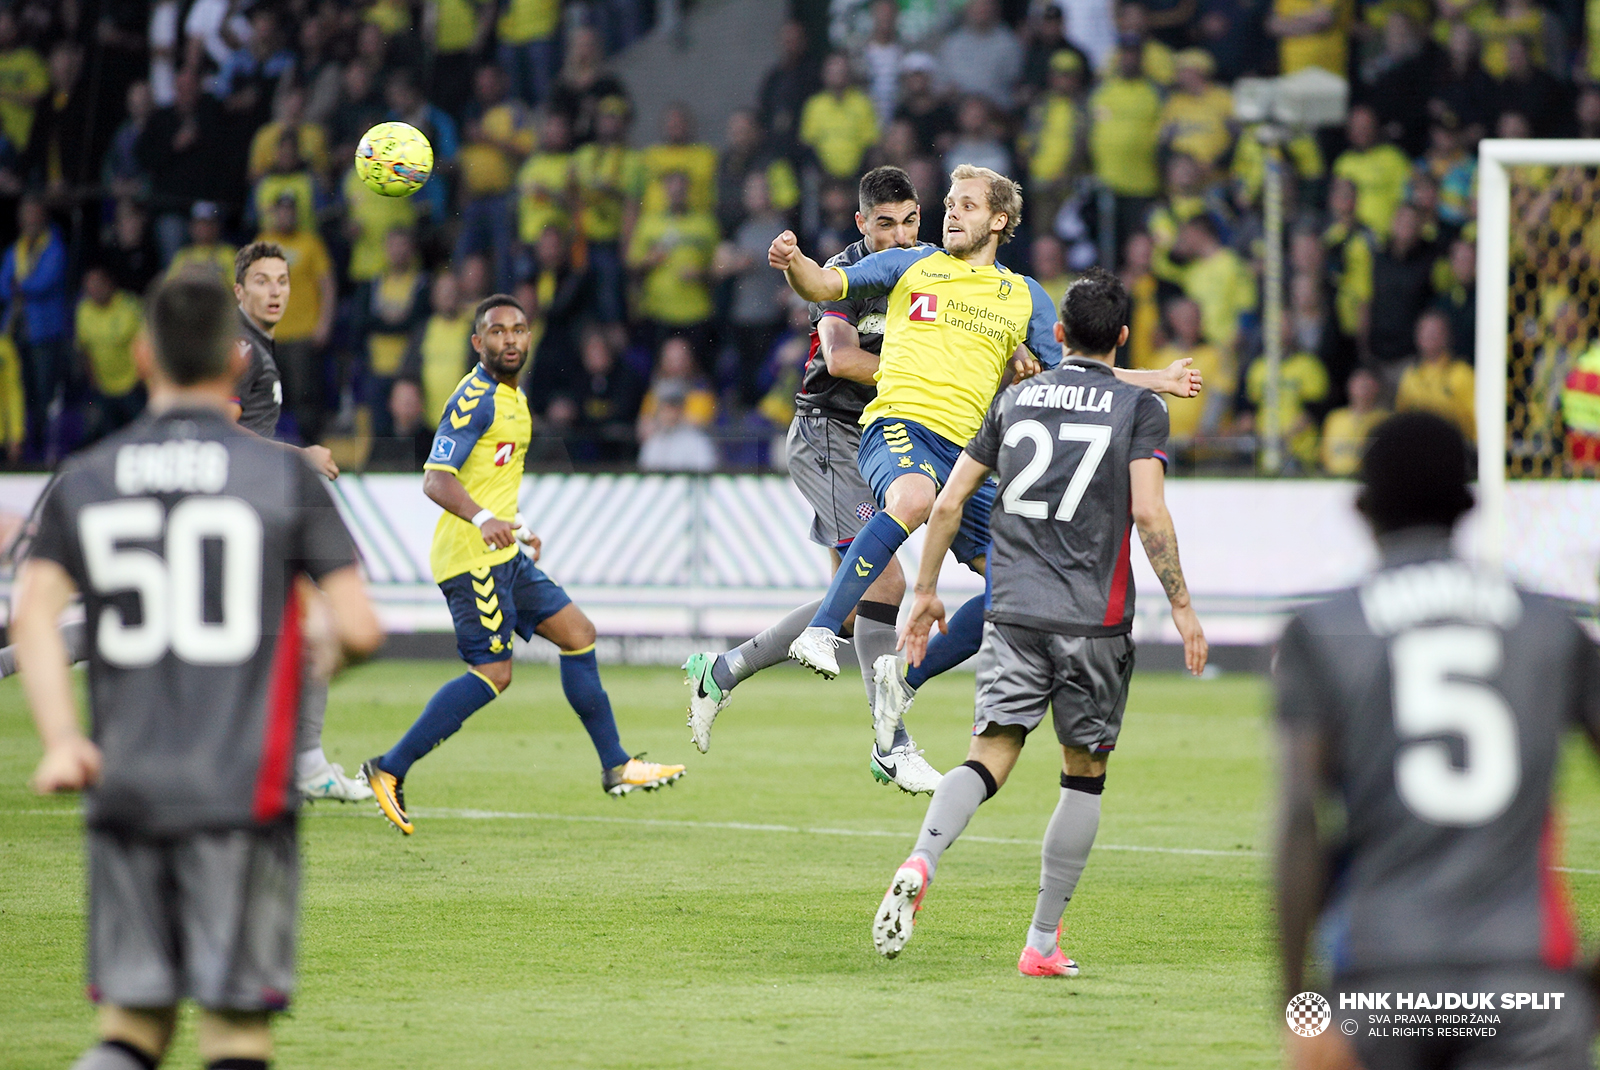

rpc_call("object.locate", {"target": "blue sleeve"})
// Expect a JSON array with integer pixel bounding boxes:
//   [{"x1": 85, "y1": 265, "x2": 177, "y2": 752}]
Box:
[
  {"x1": 836, "y1": 246, "x2": 937, "y2": 299},
  {"x1": 424, "y1": 376, "x2": 495, "y2": 471},
  {"x1": 1023, "y1": 276, "x2": 1062, "y2": 368},
  {"x1": 18, "y1": 238, "x2": 64, "y2": 297},
  {"x1": 0, "y1": 249, "x2": 13, "y2": 302}
]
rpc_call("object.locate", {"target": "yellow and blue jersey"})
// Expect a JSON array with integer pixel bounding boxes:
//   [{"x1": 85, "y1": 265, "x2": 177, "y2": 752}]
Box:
[
  {"x1": 831, "y1": 247, "x2": 1063, "y2": 446},
  {"x1": 422, "y1": 367, "x2": 532, "y2": 583}
]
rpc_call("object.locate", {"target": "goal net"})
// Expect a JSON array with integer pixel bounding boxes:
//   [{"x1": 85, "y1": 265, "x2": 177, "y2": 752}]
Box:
[{"x1": 1475, "y1": 140, "x2": 1600, "y2": 611}]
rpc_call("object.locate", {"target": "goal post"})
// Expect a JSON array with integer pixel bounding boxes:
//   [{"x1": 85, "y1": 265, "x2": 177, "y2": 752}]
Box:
[{"x1": 1474, "y1": 139, "x2": 1600, "y2": 594}]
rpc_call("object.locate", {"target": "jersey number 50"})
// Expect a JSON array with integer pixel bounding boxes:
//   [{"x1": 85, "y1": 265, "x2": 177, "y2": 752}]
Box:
[
  {"x1": 1390, "y1": 625, "x2": 1520, "y2": 827},
  {"x1": 79, "y1": 497, "x2": 264, "y2": 667}
]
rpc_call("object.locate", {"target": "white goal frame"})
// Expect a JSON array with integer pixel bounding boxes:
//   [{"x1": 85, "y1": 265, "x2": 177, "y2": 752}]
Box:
[{"x1": 1474, "y1": 138, "x2": 1600, "y2": 568}]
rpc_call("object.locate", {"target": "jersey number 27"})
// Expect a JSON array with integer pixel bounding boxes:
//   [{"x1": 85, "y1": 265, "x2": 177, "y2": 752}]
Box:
[
  {"x1": 80, "y1": 497, "x2": 264, "y2": 667},
  {"x1": 1000, "y1": 421, "x2": 1111, "y2": 523}
]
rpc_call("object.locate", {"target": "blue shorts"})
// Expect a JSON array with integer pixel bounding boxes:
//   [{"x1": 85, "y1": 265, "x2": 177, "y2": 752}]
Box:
[
  {"x1": 439, "y1": 552, "x2": 572, "y2": 665},
  {"x1": 857, "y1": 417, "x2": 994, "y2": 567}
]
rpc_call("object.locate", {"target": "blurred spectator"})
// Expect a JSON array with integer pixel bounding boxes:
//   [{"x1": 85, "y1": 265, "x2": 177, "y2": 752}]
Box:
[
  {"x1": 811, "y1": 179, "x2": 860, "y2": 262},
  {"x1": 1113, "y1": 4, "x2": 1177, "y2": 85},
  {"x1": 1359, "y1": 11, "x2": 1440, "y2": 156},
  {"x1": 1367, "y1": 203, "x2": 1436, "y2": 366},
  {"x1": 1395, "y1": 309, "x2": 1474, "y2": 439},
  {"x1": 938, "y1": 0, "x2": 1024, "y2": 110},
  {"x1": 213, "y1": 6, "x2": 295, "y2": 139},
  {"x1": 20, "y1": 42, "x2": 99, "y2": 195},
  {"x1": 802, "y1": 52, "x2": 880, "y2": 182},
  {"x1": 101, "y1": 199, "x2": 162, "y2": 296},
  {"x1": 294, "y1": 14, "x2": 344, "y2": 128},
  {"x1": 1577, "y1": 86, "x2": 1600, "y2": 140},
  {"x1": 1493, "y1": 34, "x2": 1571, "y2": 137},
  {"x1": 342, "y1": 153, "x2": 420, "y2": 284},
  {"x1": 1433, "y1": 237, "x2": 1476, "y2": 360},
  {"x1": 757, "y1": 20, "x2": 821, "y2": 151},
  {"x1": 1119, "y1": 231, "x2": 1161, "y2": 368},
  {"x1": 138, "y1": 66, "x2": 226, "y2": 262},
  {"x1": 252, "y1": 133, "x2": 321, "y2": 236},
  {"x1": 1289, "y1": 269, "x2": 1347, "y2": 393},
  {"x1": 893, "y1": 54, "x2": 957, "y2": 159},
  {"x1": 1196, "y1": 0, "x2": 1270, "y2": 80},
  {"x1": 0, "y1": 11, "x2": 47, "y2": 158},
  {"x1": 1160, "y1": 49, "x2": 1234, "y2": 171},
  {"x1": 551, "y1": 26, "x2": 627, "y2": 145},
  {"x1": 258, "y1": 192, "x2": 335, "y2": 444},
  {"x1": 427, "y1": 0, "x2": 493, "y2": 118},
  {"x1": 642, "y1": 103, "x2": 717, "y2": 216},
  {"x1": 576, "y1": 96, "x2": 647, "y2": 324},
  {"x1": 386, "y1": 69, "x2": 460, "y2": 218},
  {"x1": 75, "y1": 266, "x2": 146, "y2": 444},
  {"x1": 331, "y1": 62, "x2": 387, "y2": 166},
  {"x1": 0, "y1": 195, "x2": 66, "y2": 459},
  {"x1": 1145, "y1": 297, "x2": 1234, "y2": 444},
  {"x1": 395, "y1": 269, "x2": 475, "y2": 432},
  {"x1": 637, "y1": 381, "x2": 717, "y2": 472},
  {"x1": 1429, "y1": 24, "x2": 1495, "y2": 138},
  {"x1": 715, "y1": 110, "x2": 800, "y2": 236},
  {"x1": 457, "y1": 64, "x2": 535, "y2": 292},
  {"x1": 1332, "y1": 105, "x2": 1411, "y2": 242},
  {"x1": 1031, "y1": 233, "x2": 1073, "y2": 308},
  {"x1": 1421, "y1": 118, "x2": 1476, "y2": 228},
  {"x1": 357, "y1": 227, "x2": 429, "y2": 440},
  {"x1": 1231, "y1": 121, "x2": 1323, "y2": 206},
  {"x1": 944, "y1": 96, "x2": 1011, "y2": 177},
  {"x1": 1267, "y1": 0, "x2": 1351, "y2": 76},
  {"x1": 905, "y1": 156, "x2": 947, "y2": 246},
  {"x1": 857, "y1": 0, "x2": 905, "y2": 126},
  {"x1": 497, "y1": 0, "x2": 563, "y2": 108},
  {"x1": 103, "y1": 81, "x2": 155, "y2": 203},
  {"x1": 248, "y1": 86, "x2": 329, "y2": 184},
  {"x1": 1242, "y1": 318, "x2": 1330, "y2": 470},
  {"x1": 1478, "y1": 0, "x2": 1552, "y2": 79},
  {"x1": 1320, "y1": 366, "x2": 1388, "y2": 475},
  {"x1": 573, "y1": 325, "x2": 643, "y2": 462},
  {"x1": 1159, "y1": 215, "x2": 1256, "y2": 351},
  {"x1": 639, "y1": 335, "x2": 717, "y2": 435},
  {"x1": 1060, "y1": 0, "x2": 1119, "y2": 70},
  {"x1": 1090, "y1": 40, "x2": 1164, "y2": 246},
  {"x1": 716, "y1": 172, "x2": 790, "y2": 407},
  {"x1": 167, "y1": 201, "x2": 235, "y2": 286},
  {"x1": 1020, "y1": 7, "x2": 1088, "y2": 107},
  {"x1": 628, "y1": 170, "x2": 718, "y2": 351},
  {"x1": 524, "y1": 226, "x2": 591, "y2": 410},
  {"x1": 1149, "y1": 154, "x2": 1223, "y2": 270},
  {"x1": 515, "y1": 111, "x2": 575, "y2": 254},
  {"x1": 1020, "y1": 50, "x2": 1088, "y2": 230},
  {"x1": 1321, "y1": 177, "x2": 1374, "y2": 358}
]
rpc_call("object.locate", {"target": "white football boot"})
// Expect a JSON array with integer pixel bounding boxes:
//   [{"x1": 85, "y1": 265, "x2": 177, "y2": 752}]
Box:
[
  {"x1": 873, "y1": 856, "x2": 931, "y2": 958},
  {"x1": 788, "y1": 626, "x2": 846, "y2": 679},
  {"x1": 869, "y1": 741, "x2": 943, "y2": 795},
  {"x1": 871, "y1": 654, "x2": 917, "y2": 754},
  {"x1": 298, "y1": 760, "x2": 374, "y2": 802}
]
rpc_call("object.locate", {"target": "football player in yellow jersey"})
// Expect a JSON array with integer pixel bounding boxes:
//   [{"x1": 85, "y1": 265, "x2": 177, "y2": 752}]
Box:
[
  {"x1": 769, "y1": 164, "x2": 1202, "y2": 685},
  {"x1": 362, "y1": 295, "x2": 683, "y2": 834}
]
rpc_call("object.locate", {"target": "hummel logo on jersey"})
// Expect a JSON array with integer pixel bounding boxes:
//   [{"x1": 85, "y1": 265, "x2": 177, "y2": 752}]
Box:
[
  {"x1": 494, "y1": 442, "x2": 516, "y2": 466},
  {"x1": 1017, "y1": 382, "x2": 1115, "y2": 413},
  {"x1": 907, "y1": 293, "x2": 938, "y2": 322},
  {"x1": 855, "y1": 559, "x2": 874, "y2": 577}
]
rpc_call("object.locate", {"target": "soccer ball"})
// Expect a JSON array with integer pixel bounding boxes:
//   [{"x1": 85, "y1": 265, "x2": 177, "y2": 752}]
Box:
[{"x1": 355, "y1": 121, "x2": 434, "y2": 197}]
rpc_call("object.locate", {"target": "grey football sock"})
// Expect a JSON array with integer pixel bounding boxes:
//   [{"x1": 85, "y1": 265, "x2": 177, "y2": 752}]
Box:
[
  {"x1": 297, "y1": 679, "x2": 329, "y2": 761},
  {"x1": 1027, "y1": 786, "x2": 1103, "y2": 954},
  {"x1": 851, "y1": 609, "x2": 911, "y2": 750},
  {"x1": 72, "y1": 1040, "x2": 157, "y2": 1070},
  {"x1": 717, "y1": 598, "x2": 827, "y2": 690},
  {"x1": 909, "y1": 764, "x2": 993, "y2": 880}
]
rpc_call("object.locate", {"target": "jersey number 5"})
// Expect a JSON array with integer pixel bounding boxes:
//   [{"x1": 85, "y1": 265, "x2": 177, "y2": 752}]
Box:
[
  {"x1": 79, "y1": 497, "x2": 264, "y2": 667},
  {"x1": 1000, "y1": 420, "x2": 1111, "y2": 523},
  {"x1": 1390, "y1": 625, "x2": 1520, "y2": 827}
]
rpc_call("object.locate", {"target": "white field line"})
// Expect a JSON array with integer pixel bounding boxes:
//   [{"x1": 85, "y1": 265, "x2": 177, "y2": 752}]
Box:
[{"x1": 11, "y1": 807, "x2": 1600, "y2": 873}]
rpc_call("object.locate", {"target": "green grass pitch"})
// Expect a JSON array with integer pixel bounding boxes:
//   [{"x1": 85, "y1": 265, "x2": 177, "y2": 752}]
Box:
[{"x1": 3, "y1": 660, "x2": 1598, "y2": 1068}]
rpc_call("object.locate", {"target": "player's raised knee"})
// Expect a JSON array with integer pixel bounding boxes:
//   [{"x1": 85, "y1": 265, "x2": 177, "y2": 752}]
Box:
[
  {"x1": 475, "y1": 659, "x2": 513, "y2": 693},
  {"x1": 884, "y1": 473, "x2": 937, "y2": 527}
]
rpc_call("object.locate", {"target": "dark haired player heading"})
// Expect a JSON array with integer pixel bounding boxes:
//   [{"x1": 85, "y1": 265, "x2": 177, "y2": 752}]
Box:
[
  {"x1": 682, "y1": 166, "x2": 942, "y2": 795},
  {"x1": 873, "y1": 269, "x2": 1207, "y2": 973},
  {"x1": 1277, "y1": 412, "x2": 1600, "y2": 1070},
  {"x1": 362, "y1": 295, "x2": 684, "y2": 835},
  {"x1": 17, "y1": 273, "x2": 382, "y2": 1070}
]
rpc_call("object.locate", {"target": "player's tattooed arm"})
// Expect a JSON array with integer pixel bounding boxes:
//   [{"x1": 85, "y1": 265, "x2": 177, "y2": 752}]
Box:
[{"x1": 1131, "y1": 458, "x2": 1207, "y2": 675}]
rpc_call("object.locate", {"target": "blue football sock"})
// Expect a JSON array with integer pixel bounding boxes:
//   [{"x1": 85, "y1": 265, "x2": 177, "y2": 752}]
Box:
[
  {"x1": 560, "y1": 646, "x2": 631, "y2": 769},
  {"x1": 381, "y1": 670, "x2": 499, "y2": 778},
  {"x1": 906, "y1": 593, "x2": 986, "y2": 690},
  {"x1": 809, "y1": 511, "x2": 912, "y2": 634}
]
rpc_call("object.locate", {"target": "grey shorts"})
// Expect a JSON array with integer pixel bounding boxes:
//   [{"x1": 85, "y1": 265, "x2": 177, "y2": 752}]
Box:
[
  {"x1": 786, "y1": 415, "x2": 878, "y2": 549},
  {"x1": 87, "y1": 821, "x2": 298, "y2": 1012},
  {"x1": 972, "y1": 622, "x2": 1135, "y2": 752},
  {"x1": 1334, "y1": 965, "x2": 1595, "y2": 1070}
]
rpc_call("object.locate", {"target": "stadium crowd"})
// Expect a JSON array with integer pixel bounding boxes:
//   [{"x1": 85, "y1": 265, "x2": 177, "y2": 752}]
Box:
[{"x1": 1, "y1": 0, "x2": 1598, "y2": 473}]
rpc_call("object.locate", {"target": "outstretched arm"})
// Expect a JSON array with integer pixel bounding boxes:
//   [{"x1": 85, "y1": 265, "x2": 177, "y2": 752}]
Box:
[
  {"x1": 1130, "y1": 457, "x2": 1206, "y2": 675},
  {"x1": 1114, "y1": 358, "x2": 1203, "y2": 398},
  {"x1": 901, "y1": 452, "x2": 991, "y2": 665},
  {"x1": 769, "y1": 230, "x2": 845, "y2": 302}
]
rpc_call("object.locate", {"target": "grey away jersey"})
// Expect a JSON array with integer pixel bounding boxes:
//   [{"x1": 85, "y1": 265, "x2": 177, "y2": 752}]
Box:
[
  {"x1": 1276, "y1": 538, "x2": 1600, "y2": 976},
  {"x1": 965, "y1": 358, "x2": 1169, "y2": 635},
  {"x1": 234, "y1": 309, "x2": 283, "y2": 438},
  {"x1": 797, "y1": 239, "x2": 932, "y2": 423},
  {"x1": 32, "y1": 408, "x2": 357, "y2": 835}
]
